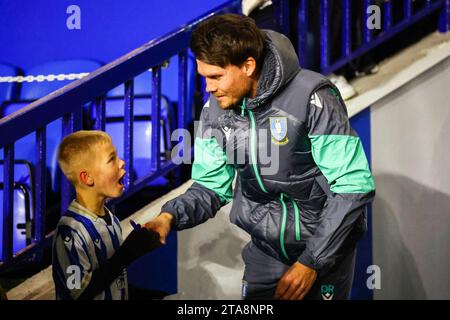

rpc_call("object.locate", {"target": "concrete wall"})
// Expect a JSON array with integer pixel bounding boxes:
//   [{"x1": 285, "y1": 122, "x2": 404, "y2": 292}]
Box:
[
  {"x1": 167, "y1": 201, "x2": 251, "y2": 299},
  {"x1": 371, "y1": 56, "x2": 450, "y2": 299}
]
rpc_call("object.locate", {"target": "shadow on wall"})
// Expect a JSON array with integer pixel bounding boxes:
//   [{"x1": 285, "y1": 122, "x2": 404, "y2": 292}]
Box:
[{"x1": 373, "y1": 174, "x2": 450, "y2": 299}]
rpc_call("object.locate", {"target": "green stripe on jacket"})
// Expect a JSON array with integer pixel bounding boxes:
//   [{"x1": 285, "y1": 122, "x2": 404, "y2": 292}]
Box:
[
  {"x1": 192, "y1": 137, "x2": 235, "y2": 204},
  {"x1": 308, "y1": 134, "x2": 375, "y2": 194}
]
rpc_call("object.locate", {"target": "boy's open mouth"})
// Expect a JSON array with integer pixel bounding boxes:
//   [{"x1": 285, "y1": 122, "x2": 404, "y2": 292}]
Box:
[{"x1": 118, "y1": 175, "x2": 125, "y2": 186}]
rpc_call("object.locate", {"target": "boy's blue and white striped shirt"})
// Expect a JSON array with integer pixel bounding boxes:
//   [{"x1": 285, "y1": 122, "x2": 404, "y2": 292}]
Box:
[{"x1": 52, "y1": 200, "x2": 128, "y2": 300}]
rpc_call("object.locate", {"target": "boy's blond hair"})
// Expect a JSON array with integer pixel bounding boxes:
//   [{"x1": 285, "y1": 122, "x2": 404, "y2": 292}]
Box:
[{"x1": 57, "y1": 130, "x2": 112, "y2": 186}]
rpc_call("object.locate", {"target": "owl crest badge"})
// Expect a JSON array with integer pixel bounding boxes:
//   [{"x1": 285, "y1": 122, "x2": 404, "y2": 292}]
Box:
[{"x1": 270, "y1": 116, "x2": 289, "y2": 145}]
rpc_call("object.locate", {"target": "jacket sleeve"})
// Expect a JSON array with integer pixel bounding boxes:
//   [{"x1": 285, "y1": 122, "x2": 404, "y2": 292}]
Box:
[
  {"x1": 161, "y1": 100, "x2": 235, "y2": 230},
  {"x1": 297, "y1": 85, "x2": 375, "y2": 272}
]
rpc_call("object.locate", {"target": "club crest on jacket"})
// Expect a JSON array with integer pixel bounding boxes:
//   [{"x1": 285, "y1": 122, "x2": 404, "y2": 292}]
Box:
[{"x1": 270, "y1": 116, "x2": 289, "y2": 145}]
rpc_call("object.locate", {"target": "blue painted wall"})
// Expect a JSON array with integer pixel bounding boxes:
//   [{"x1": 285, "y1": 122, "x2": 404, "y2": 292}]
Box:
[
  {"x1": 0, "y1": 0, "x2": 227, "y2": 71},
  {"x1": 350, "y1": 107, "x2": 373, "y2": 300}
]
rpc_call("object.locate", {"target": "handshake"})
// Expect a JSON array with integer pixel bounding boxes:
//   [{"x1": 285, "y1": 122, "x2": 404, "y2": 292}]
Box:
[
  {"x1": 121, "y1": 212, "x2": 174, "y2": 263},
  {"x1": 74, "y1": 212, "x2": 176, "y2": 300},
  {"x1": 141, "y1": 212, "x2": 174, "y2": 245}
]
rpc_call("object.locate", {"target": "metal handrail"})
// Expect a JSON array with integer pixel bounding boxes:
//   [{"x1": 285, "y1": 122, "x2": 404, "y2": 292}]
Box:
[
  {"x1": 295, "y1": 0, "x2": 449, "y2": 74},
  {"x1": 0, "y1": 0, "x2": 240, "y2": 268}
]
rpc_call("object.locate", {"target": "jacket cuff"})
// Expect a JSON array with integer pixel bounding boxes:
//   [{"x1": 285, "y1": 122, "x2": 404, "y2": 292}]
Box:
[
  {"x1": 159, "y1": 204, "x2": 179, "y2": 229},
  {"x1": 298, "y1": 251, "x2": 319, "y2": 271}
]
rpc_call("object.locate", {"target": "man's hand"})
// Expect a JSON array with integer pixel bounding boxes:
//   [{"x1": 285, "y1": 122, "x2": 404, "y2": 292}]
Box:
[
  {"x1": 143, "y1": 212, "x2": 173, "y2": 245},
  {"x1": 274, "y1": 262, "x2": 317, "y2": 300}
]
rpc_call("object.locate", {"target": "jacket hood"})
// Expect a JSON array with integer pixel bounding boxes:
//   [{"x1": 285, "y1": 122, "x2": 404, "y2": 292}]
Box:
[{"x1": 246, "y1": 30, "x2": 301, "y2": 109}]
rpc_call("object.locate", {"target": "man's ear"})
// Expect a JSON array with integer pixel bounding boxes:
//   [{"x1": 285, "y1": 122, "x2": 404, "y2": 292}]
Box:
[
  {"x1": 79, "y1": 170, "x2": 94, "y2": 186},
  {"x1": 242, "y1": 57, "x2": 257, "y2": 77}
]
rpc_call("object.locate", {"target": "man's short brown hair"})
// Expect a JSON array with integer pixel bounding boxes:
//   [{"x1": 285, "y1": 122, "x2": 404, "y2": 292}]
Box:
[
  {"x1": 57, "y1": 130, "x2": 111, "y2": 186},
  {"x1": 190, "y1": 13, "x2": 266, "y2": 69}
]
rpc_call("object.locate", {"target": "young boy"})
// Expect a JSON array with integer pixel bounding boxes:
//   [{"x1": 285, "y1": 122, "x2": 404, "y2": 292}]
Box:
[{"x1": 53, "y1": 130, "x2": 161, "y2": 300}]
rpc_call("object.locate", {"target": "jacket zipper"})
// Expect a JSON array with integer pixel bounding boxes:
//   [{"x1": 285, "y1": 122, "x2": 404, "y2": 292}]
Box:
[
  {"x1": 241, "y1": 99, "x2": 301, "y2": 261},
  {"x1": 291, "y1": 198, "x2": 301, "y2": 241},
  {"x1": 247, "y1": 106, "x2": 268, "y2": 193},
  {"x1": 279, "y1": 193, "x2": 289, "y2": 260},
  {"x1": 279, "y1": 194, "x2": 302, "y2": 260}
]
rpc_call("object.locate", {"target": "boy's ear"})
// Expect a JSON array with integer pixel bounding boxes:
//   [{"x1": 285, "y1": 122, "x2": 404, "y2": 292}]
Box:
[{"x1": 79, "y1": 170, "x2": 94, "y2": 186}]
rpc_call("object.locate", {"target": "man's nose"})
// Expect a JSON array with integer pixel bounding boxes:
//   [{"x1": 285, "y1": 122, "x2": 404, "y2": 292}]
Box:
[
  {"x1": 205, "y1": 79, "x2": 217, "y2": 93},
  {"x1": 119, "y1": 159, "x2": 125, "y2": 169}
]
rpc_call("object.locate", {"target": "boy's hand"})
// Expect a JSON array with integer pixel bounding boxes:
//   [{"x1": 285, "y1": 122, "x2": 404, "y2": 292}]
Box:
[
  {"x1": 121, "y1": 227, "x2": 162, "y2": 263},
  {"x1": 143, "y1": 212, "x2": 173, "y2": 245}
]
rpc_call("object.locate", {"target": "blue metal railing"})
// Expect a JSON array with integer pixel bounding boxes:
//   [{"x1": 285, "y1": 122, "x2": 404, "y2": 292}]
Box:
[
  {"x1": 0, "y1": 0, "x2": 240, "y2": 270},
  {"x1": 295, "y1": 0, "x2": 449, "y2": 74},
  {"x1": 2, "y1": 0, "x2": 448, "y2": 272}
]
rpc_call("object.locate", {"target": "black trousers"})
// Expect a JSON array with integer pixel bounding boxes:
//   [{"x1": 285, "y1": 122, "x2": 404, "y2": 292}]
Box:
[{"x1": 241, "y1": 242, "x2": 356, "y2": 300}]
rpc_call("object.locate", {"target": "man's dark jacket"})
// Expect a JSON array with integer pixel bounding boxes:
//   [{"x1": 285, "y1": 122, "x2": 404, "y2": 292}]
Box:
[{"x1": 162, "y1": 30, "x2": 375, "y2": 272}]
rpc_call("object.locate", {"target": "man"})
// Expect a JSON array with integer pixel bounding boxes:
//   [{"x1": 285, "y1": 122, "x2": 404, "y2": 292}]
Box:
[{"x1": 145, "y1": 14, "x2": 375, "y2": 300}]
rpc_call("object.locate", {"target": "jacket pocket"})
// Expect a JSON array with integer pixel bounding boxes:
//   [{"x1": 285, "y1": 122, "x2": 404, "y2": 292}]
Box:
[
  {"x1": 247, "y1": 201, "x2": 279, "y2": 250},
  {"x1": 250, "y1": 197, "x2": 305, "y2": 263}
]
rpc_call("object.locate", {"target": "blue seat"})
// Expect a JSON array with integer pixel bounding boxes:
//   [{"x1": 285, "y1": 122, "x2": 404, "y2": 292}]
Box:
[
  {"x1": 104, "y1": 94, "x2": 171, "y2": 141},
  {"x1": 0, "y1": 63, "x2": 20, "y2": 108},
  {"x1": 0, "y1": 160, "x2": 33, "y2": 190},
  {"x1": 0, "y1": 161, "x2": 34, "y2": 257},
  {"x1": 108, "y1": 69, "x2": 156, "y2": 99},
  {"x1": 0, "y1": 183, "x2": 32, "y2": 257},
  {"x1": 106, "y1": 69, "x2": 172, "y2": 131},
  {"x1": 104, "y1": 96, "x2": 169, "y2": 119},
  {"x1": 1, "y1": 60, "x2": 102, "y2": 192},
  {"x1": 1, "y1": 102, "x2": 61, "y2": 192},
  {"x1": 107, "y1": 54, "x2": 196, "y2": 124},
  {"x1": 105, "y1": 67, "x2": 178, "y2": 186},
  {"x1": 21, "y1": 59, "x2": 102, "y2": 100},
  {"x1": 106, "y1": 119, "x2": 168, "y2": 185}
]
